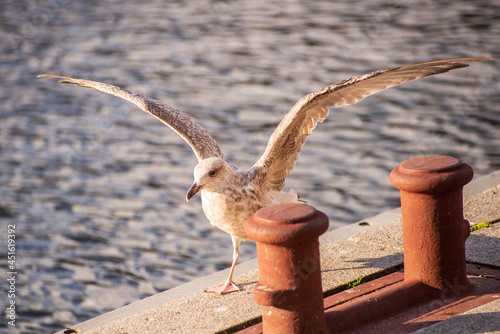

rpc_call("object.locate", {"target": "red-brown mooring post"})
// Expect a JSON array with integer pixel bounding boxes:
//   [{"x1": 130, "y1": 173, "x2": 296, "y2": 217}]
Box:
[
  {"x1": 244, "y1": 203, "x2": 329, "y2": 334},
  {"x1": 390, "y1": 155, "x2": 473, "y2": 290}
]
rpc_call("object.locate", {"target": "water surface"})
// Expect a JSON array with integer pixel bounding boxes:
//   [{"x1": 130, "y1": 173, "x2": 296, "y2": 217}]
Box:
[{"x1": 0, "y1": 1, "x2": 499, "y2": 332}]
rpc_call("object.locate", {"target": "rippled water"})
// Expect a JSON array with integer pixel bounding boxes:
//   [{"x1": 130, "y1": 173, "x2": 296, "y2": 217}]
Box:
[{"x1": 1, "y1": 0, "x2": 499, "y2": 332}]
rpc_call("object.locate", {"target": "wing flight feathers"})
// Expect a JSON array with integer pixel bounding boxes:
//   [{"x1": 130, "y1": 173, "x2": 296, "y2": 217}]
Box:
[
  {"x1": 253, "y1": 57, "x2": 491, "y2": 191},
  {"x1": 38, "y1": 75, "x2": 223, "y2": 161}
]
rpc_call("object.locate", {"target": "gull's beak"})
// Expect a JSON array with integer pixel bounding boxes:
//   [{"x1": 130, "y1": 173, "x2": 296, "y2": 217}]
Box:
[{"x1": 186, "y1": 182, "x2": 203, "y2": 202}]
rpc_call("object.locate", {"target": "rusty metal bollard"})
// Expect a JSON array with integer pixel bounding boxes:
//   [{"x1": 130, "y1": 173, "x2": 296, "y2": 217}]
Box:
[
  {"x1": 390, "y1": 155, "x2": 473, "y2": 290},
  {"x1": 244, "y1": 203, "x2": 329, "y2": 334}
]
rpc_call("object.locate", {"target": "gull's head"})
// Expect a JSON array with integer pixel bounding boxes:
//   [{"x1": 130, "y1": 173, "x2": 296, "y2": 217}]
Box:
[{"x1": 186, "y1": 157, "x2": 234, "y2": 201}]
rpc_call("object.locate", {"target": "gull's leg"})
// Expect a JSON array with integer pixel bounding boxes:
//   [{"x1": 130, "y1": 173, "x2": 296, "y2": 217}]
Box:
[{"x1": 204, "y1": 236, "x2": 241, "y2": 294}]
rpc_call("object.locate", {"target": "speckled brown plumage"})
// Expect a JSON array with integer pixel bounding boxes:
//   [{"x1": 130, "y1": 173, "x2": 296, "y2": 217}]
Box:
[{"x1": 39, "y1": 57, "x2": 490, "y2": 294}]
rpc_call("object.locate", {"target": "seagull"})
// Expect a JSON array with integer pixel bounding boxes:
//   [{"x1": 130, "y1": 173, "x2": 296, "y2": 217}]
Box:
[{"x1": 39, "y1": 57, "x2": 489, "y2": 294}]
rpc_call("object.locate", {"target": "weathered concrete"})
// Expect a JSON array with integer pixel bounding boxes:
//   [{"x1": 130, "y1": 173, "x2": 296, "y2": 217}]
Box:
[
  {"x1": 464, "y1": 183, "x2": 500, "y2": 225},
  {"x1": 67, "y1": 234, "x2": 405, "y2": 333},
  {"x1": 319, "y1": 207, "x2": 403, "y2": 244},
  {"x1": 466, "y1": 222, "x2": 500, "y2": 267}
]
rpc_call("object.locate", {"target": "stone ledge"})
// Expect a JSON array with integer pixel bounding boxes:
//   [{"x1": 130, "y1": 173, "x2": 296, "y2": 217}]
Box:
[{"x1": 57, "y1": 170, "x2": 500, "y2": 334}]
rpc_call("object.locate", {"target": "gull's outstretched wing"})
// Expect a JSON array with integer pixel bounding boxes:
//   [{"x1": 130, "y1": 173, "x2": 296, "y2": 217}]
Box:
[
  {"x1": 252, "y1": 57, "x2": 491, "y2": 191},
  {"x1": 38, "y1": 75, "x2": 224, "y2": 162}
]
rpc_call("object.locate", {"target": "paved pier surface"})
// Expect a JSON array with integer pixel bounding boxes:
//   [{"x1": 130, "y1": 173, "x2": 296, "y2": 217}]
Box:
[{"x1": 58, "y1": 170, "x2": 500, "y2": 333}]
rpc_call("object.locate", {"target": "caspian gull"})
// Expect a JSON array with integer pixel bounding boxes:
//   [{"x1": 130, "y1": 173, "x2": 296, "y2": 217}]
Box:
[{"x1": 39, "y1": 57, "x2": 490, "y2": 294}]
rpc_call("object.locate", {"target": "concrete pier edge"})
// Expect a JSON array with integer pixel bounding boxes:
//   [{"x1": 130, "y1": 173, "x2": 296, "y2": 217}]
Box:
[{"x1": 57, "y1": 169, "x2": 500, "y2": 333}]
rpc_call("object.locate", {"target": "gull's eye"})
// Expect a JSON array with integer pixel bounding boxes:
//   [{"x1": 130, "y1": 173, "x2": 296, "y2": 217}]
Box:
[{"x1": 208, "y1": 170, "x2": 217, "y2": 177}]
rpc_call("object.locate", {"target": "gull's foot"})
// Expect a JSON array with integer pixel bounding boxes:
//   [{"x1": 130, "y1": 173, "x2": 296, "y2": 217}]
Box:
[{"x1": 204, "y1": 281, "x2": 240, "y2": 295}]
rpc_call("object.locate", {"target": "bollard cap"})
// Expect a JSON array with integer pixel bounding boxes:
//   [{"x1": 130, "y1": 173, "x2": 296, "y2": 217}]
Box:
[
  {"x1": 399, "y1": 156, "x2": 462, "y2": 173},
  {"x1": 244, "y1": 203, "x2": 329, "y2": 246},
  {"x1": 390, "y1": 155, "x2": 473, "y2": 194},
  {"x1": 253, "y1": 203, "x2": 317, "y2": 224}
]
